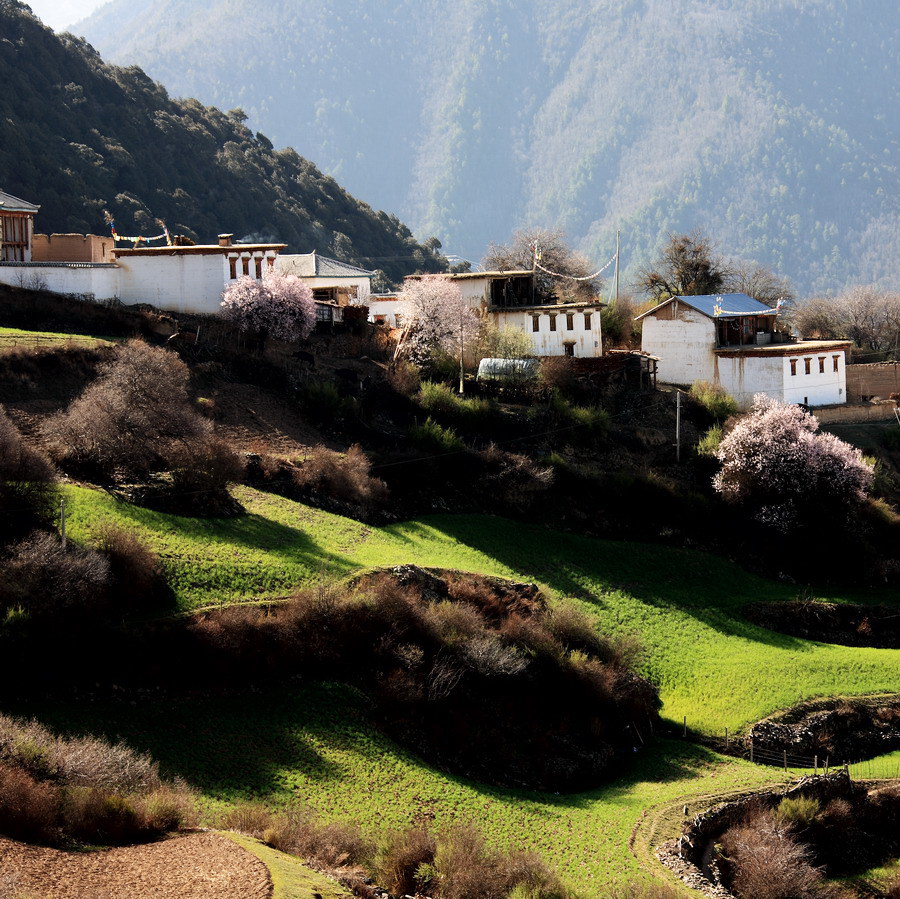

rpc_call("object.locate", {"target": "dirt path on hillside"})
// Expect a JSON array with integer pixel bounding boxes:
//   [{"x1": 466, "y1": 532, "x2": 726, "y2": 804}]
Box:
[{"x1": 0, "y1": 831, "x2": 272, "y2": 899}]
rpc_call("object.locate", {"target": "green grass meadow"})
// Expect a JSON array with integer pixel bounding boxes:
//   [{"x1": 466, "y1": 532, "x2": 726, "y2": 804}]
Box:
[
  {"x1": 65, "y1": 484, "x2": 900, "y2": 735},
  {"x1": 22, "y1": 685, "x2": 778, "y2": 894},
  {"x1": 38, "y1": 483, "x2": 900, "y2": 891},
  {"x1": 0, "y1": 325, "x2": 116, "y2": 352}
]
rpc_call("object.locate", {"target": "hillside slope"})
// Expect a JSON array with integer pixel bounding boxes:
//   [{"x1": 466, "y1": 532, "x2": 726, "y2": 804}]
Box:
[
  {"x1": 73, "y1": 0, "x2": 899, "y2": 293},
  {"x1": 0, "y1": 1, "x2": 443, "y2": 282}
]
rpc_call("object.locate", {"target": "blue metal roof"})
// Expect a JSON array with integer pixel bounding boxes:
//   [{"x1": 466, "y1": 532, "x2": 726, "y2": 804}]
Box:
[{"x1": 670, "y1": 293, "x2": 774, "y2": 317}]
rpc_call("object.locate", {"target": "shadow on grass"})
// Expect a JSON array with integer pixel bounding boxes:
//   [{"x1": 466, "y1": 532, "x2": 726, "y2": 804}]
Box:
[
  {"x1": 13, "y1": 686, "x2": 361, "y2": 799},
  {"x1": 407, "y1": 513, "x2": 818, "y2": 651},
  {"x1": 9, "y1": 688, "x2": 733, "y2": 816}
]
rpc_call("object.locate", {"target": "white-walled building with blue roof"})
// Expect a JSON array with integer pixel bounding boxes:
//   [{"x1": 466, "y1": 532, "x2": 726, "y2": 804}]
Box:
[{"x1": 636, "y1": 293, "x2": 851, "y2": 409}]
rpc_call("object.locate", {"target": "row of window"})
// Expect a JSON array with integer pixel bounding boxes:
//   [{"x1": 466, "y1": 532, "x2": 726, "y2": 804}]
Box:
[
  {"x1": 790, "y1": 355, "x2": 840, "y2": 376},
  {"x1": 228, "y1": 255, "x2": 276, "y2": 280},
  {"x1": 532, "y1": 311, "x2": 593, "y2": 333}
]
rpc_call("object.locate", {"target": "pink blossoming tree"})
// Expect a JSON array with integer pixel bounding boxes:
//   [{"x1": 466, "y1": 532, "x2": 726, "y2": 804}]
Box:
[
  {"x1": 713, "y1": 393, "x2": 873, "y2": 531},
  {"x1": 396, "y1": 275, "x2": 481, "y2": 389},
  {"x1": 220, "y1": 272, "x2": 315, "y2": 343}
]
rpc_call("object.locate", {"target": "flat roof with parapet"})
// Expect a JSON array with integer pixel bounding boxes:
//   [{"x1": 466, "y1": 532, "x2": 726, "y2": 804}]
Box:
[
  {"x1": 407, "y1": 270, "x2": 535, "y2": 280},
  {"x1": 114, "y1": 244, "x2": 287, "y2": 256},
  {"x1": 489, "y1": 299, "x2": 606, "y2": 312},
  {"x1": 715, "y1": 339, "x2": 852, "y2": 357}
]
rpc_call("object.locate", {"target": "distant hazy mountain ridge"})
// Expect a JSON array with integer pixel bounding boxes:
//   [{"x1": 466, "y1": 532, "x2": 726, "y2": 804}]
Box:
[
  {"x1": 73, "y1": 0, "x2": 899, "y2": 294},
  {"x1": 0, "y1": 1, "x2": 443, "y2": 281}
]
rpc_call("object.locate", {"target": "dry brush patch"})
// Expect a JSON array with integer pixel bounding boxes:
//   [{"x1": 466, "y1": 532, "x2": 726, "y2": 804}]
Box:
[
  {"x1": 186, "y1": 566, "x2": 660, "y2": 791},
  {"x1": 42, "y1": 339, "x2": 243, "y2": 515},
  {"x1": 0, "y1": 713, "x2": 195, "y2": 848}
]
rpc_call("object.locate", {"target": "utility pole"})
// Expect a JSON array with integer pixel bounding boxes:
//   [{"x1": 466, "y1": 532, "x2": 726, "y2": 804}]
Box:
[
  {"x1": 458, "y1": 301, "x2": 465, "y2": 395},
  {"x1": 60, "y1": 498, "x2": 67, "y2": 551},
  {"x1": 614, "y1": 229, "x2": 620, "y2": 304},
  {"x1": 675, "y1": 390, "x2": 682, "y2": 462}
]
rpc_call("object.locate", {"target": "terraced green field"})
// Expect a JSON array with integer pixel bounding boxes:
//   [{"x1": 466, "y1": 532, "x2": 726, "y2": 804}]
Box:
[
  {"x1": 51, "y1": 483, "x2": 900, "y2": 892},
  {"x1": 0, "y1": 325, "x2": 116, "y2": 351},
  {"x1": 65, "y1": 484, "x2": 900, "y2": 736},
  {"x1": 22, "y1": 685, "x2": 777, "y2": 894}
]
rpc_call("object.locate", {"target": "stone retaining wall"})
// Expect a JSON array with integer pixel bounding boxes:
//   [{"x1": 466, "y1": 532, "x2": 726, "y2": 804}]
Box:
[{"x1": 657, "y1": 773, "x2": 856, "y2": 898}]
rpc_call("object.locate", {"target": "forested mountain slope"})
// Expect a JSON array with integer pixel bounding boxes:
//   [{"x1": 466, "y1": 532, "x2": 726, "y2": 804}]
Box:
[
  {"x1": 0, "y1": 1, "x2": 443, "y2": 282},
  {"x1": 73, "y1": 0, "x2": 899, "y2": 294}
]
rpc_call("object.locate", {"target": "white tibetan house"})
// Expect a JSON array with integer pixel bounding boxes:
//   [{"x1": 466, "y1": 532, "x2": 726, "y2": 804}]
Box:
[
  {"x1": 114, "y1": 235, "x2": 286, "y2": 314},
  {"x1": 637, "y1": 293, "x2": 852, "y2": 409},
  {"x1": 401, "y1": 271, "x2": 605, "y2": 358}
]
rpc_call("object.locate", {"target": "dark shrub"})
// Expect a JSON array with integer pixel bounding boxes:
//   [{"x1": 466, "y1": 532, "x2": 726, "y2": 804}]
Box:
[
  {"x1": 167, "y1": 435, "x2": 245, "y2": 498},
  {"x1": 477, "y1": 444, "x2": 553, "y2": 510},
  {"x1": 43, "y1": 339, "x2": 206, "y2": 477},
  {"x1": 295, "y1": 444, "x2": 389, "y2": 510},
  {"x1": 0, "y1": 763, "x2": 58, "y2": 843},
  {"x1": 0, "y1": 406, "x2": 57, "y2": 542},
  {"x1": 378, "y1": 826, "x2": 438, "y2": 897},
  {"x1": 545, "y1": 603, "x2": 612, "y2": 658},
  {"x1": 720, "y1": 810, "x2": 842, "y2": 899},
  {"x1": 188, "y1": 568, "x2": 660, "y2": 791},
  {"x1": 540, "y1": 357, "x2": 577, "y2": 395},
  {"x1": 62, "y1": 788, "x2": 146, "y2": 845},
  {"x1": 0, "y1": 714, "x2": 161, "y2": 797},
  {"x1": 0, "y1": 531, "x2": 110, "y2": 618},
  {"x1": 42, "y1": 340, "x2": 241, "y2": 508},
  {"x1": 141, "y1": 786, "x2": 197, "y2": 833},
  {"x1": 94, "y1": 525, "x2": 166, "y2": 608}
]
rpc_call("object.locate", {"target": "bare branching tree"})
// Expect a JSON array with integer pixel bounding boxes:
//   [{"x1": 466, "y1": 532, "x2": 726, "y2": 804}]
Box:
[
  {"x1": 484, "y1": 228, "x2": 601, "y2": 303},
  {"x1": 726, "y1": 260, "x2": 795, "y2": 309},
  {"x1": 795, "y1": 286, "x2": 900, "y2": 358},
  {"x1": 637, "y1": 231, "x2": 730, "y2": 301}
]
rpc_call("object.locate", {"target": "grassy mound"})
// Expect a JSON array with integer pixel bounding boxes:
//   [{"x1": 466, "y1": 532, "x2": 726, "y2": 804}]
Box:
[{"x1": 63, "y1": 485, "x2": 900, "y2": 736}]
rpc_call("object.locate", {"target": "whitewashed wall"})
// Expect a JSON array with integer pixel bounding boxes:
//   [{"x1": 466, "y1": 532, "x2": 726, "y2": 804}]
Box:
[
  {"x1": 369, "y1": 297, "x2": 404, "y2": 326},
  {"x1": 715, "y1": 351, "x2": 847, "y2": 408},
  {"x1": 781, "y1": 351, "x2": 847, "y2": 406},
  {"x1": 116, "y1": 254, "x2": 229, "y2": 314},
  {"x1": 641, "y1": 310, "x2": 717, "y2": 383},
  {"x1": 494, "y1": 307, "x2": 603, "y2": 358},
  {"x1": 0, "y1": 263, "x2": 119, "y2": 301},
  {"x1": 715, "y1": 355, "x2": 784, "y2": 409}
]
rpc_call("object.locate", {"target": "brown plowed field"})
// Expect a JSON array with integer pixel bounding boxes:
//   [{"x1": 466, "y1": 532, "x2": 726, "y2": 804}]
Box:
[{"x1": 0, "y1": 831, "x2": 272, "y2": 899}]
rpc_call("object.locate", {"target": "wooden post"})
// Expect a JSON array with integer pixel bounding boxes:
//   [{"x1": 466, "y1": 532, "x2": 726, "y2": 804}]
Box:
[
  {"x1": 814, "y1": 755, "x2": 818, "y2": 776},
  {"x1": 614, "y1": 229, "x2": 620, "y2": 304},
  {"x1": 783, "y1": 750, "x2": 787, "y2": 773},
  {"x1": 675, "y1": 391, "x2": 682, "y2": 462}
]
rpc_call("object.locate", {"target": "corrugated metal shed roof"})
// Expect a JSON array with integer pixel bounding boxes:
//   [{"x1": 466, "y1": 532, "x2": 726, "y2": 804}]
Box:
[
  {"x1": 279, "y1": 251, "x2": 374, "y2": 278},
  {"x1": 0, "y1": 190, "x2": 40, "y2": 213},
  {"x1": 635, "y1": 293, "x2": 775, "y2": 321}
]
